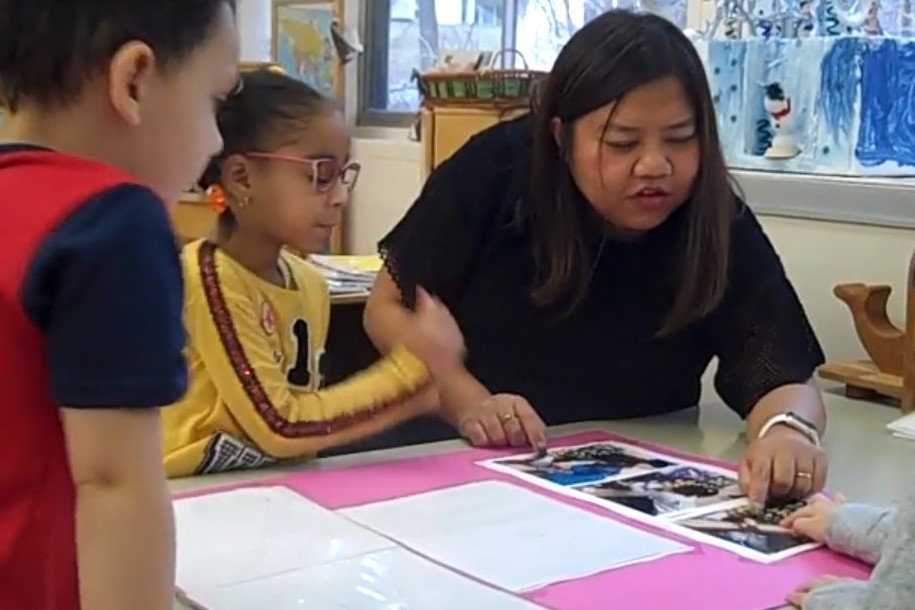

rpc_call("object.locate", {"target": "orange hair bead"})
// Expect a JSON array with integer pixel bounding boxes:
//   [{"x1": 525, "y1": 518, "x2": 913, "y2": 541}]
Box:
[{"x1": 205, "y1": 184, "x2": 229, "y2": 213}]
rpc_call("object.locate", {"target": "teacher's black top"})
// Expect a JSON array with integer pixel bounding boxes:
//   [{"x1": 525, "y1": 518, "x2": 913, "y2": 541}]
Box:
[{"x1": 379, "y1": 116, "x2": 825, "y2": 424}]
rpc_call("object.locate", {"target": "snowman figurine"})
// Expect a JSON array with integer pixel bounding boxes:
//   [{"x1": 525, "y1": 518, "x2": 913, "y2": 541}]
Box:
[{"x1": 763, "y1": 82, "x2": 800, "y2": 159}]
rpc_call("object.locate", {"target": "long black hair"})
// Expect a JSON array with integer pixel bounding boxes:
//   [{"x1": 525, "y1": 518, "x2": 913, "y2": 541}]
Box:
[{"x1": 523, "y1": 10, "x2": 738, "y2": 335}]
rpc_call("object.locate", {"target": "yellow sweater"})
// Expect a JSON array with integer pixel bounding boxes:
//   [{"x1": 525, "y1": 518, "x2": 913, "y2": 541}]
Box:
[{"x1": 162, "y1": 240, "x2": 430, "y2": 477}]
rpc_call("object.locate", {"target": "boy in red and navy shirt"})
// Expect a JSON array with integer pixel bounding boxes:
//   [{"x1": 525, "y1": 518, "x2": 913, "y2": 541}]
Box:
[{"x1": 0, "y1": 2, "x2": 239, "y2": 609}]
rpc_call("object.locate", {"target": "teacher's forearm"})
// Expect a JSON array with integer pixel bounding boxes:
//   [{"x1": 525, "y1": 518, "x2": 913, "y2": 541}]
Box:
[
  {"x1": 363, "y1": 296, "x2": 487, "y2": 423},
  {"x1": 745, "y1": 378, "x2": 826, "y2": 439}
]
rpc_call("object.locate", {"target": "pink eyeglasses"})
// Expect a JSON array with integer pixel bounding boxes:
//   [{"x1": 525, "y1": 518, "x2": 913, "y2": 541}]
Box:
[{"x1": 246, "y1": 152, "x2": 361, "y2": 194}]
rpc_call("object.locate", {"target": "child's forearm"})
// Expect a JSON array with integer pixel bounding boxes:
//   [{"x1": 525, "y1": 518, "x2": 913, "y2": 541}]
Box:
[
  {"x1": 75, "y1": 480, "x2": 175, "y2": 610},
  {"x1": 826, "y1": 503, "x2": 896, "y2": 565},
  {"x1": 226, "y1": 345, "x2": 437, "y2": 459},
  {"x1": 311, "y1": 387, "x2": 439, "y2": 453}
]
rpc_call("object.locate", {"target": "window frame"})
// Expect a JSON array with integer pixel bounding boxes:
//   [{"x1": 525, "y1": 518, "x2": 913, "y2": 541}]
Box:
[
  {"x1": 358, "y1": 0, "x2": 402, "y2": 127},
  {"x1": 357, "y1": 0, "x2": 518, "y2": 128},
  {"x1": 357, "y1": 0, "x2": 699, "y2": 127}
]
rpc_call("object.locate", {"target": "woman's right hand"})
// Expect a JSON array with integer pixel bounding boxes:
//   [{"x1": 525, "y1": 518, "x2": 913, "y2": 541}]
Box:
[
  {"x1": 456, "y1": 393, "x2": 548, "y2": 450},
  {"x1": 401, "y1": 286, "x2": 466, "y2": 379},
  {"x1": 780, "y1": 493, "x2": 845, "y2": 543}
]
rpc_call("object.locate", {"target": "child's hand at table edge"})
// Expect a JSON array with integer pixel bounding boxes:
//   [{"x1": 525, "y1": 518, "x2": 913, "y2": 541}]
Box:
[
  {"x1": 779, "y1": 492, "x2": 846, "y2": 543},
  {"x1": 401, "y1": 286, "x2": 466, "y2": 379},
  {"x1": 786, "y1": 574, "x2": 858, "y2": 608}
]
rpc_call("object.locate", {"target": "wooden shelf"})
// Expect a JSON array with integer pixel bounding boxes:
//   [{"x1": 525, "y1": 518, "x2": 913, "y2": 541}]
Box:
[
  {"x1": 818, "y1": 360, "x2": 902, "y2": 402},
  {"x1": 421, "y1": 106, "x2": 527, "y2": 179}
]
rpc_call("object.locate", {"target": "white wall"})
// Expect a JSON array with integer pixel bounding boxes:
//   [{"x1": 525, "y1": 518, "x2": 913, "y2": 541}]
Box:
[
  {"x1": 348, "y1": 137, "x2": 423, "y2": 253},
  {"x1": 237, "y1": 0, "x2": 272, "y2": 61},
  {"x1": 349, "y1": 135, "x2": 915, "y2": 367}
]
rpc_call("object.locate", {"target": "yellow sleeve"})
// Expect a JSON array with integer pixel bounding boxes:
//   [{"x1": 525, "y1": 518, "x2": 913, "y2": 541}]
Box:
[
  {"x1": 186, "y1": 248, "x2": 432, "y2": 460},
  {"x1": 295, "y1": 256, "x2": 435, "y2": 419},
  {"x1": 294, "y1": 256, "x2": 429, "y2": 398}
]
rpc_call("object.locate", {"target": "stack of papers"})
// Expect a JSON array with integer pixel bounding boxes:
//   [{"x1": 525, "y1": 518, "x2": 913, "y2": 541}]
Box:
[
  {"x1": 308, "y1": 254, "x2": 381, "y2": 295},
  {"x1": 174, "y1": 486, "x2": 542, "y2": 610},
  {"x1": 887, "y1": 410, "x2": 915, "y2": 440},
  {"x1": 174, "y1": 482, "x2": 689, "y2": 609}
]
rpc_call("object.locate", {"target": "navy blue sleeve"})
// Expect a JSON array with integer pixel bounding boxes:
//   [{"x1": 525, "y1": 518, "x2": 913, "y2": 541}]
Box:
[{"x1": 20, "y1": 184, "x2": 187, "y2": 408}]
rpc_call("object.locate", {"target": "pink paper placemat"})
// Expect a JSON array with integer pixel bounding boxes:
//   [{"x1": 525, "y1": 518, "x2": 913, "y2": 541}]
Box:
[{"x1": 181, "y1": 430, "x2": 870, "y2": 610}]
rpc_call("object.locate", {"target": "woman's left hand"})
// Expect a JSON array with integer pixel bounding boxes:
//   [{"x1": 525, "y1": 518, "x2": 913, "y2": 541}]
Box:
[{"x1": 739, "y1": 426, "x2": 828, "y2": 507}]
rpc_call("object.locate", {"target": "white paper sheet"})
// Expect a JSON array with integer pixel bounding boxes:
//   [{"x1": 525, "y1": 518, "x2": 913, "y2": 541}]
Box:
[
  {"x1": 190, "y1": 547, "x2": 546, "y2": 610},
  {"x1": 174, "y1": 486, "x2": 395, "y2": 591},
  {"x1": 887, "y1": 411, "x2": 915, "y2": 440},
  {"x1": 340, "y1": 480, "x2": 690, "y2": 592}
]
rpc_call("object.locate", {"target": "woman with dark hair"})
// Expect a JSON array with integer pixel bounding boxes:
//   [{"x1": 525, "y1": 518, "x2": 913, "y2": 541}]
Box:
[{"x1": 364, "y1": 10, "x2": 828, "y2": 505}]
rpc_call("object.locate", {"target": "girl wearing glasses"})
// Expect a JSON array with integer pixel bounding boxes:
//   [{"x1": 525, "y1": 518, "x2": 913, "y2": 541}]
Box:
[{"x1": 162, "y1": 70, "x2": 464, "y2": 478}]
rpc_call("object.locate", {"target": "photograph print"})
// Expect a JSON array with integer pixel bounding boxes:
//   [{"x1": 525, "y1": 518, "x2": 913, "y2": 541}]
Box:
[
  {"x1": 481, "y1": 441, "x2": 675, "y2": 487},
  {"x1": 670, "y1": 499, "x2": 821, "y2": 563},
  {"x1": 574, "y1": 465, "x2": 743, "y2": 518}
]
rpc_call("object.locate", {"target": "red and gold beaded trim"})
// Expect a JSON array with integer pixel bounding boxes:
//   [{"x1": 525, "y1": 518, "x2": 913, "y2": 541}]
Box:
[{"x1": 198, "y1": 241, "x2": 394, "y2": 437}]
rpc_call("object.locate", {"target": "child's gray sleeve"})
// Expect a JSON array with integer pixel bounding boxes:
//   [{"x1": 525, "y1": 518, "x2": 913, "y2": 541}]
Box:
[
  {"x1": 804, "y1": 496, "x2": 915, "y2": 610},
  {"x1": 824, "y1": 502, "x2": 896, "y2": 564}
]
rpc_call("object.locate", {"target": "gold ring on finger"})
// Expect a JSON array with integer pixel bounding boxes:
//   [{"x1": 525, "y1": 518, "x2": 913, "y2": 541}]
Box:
[
  {"x1": 499, "y1": 411, "x2": 516, "y2": 423},
  {"x1": 795, "y1": 472, "x2": 813, "y2": 480}
]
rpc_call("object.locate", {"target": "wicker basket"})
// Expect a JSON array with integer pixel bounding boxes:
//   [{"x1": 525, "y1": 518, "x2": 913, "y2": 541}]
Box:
[{"x1": 419, "y1": 50, "x2": 548, "y2": 109}]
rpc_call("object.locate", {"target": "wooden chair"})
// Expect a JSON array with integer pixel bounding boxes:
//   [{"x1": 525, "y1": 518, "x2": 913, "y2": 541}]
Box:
[{"x1": 818, "y1": 248, "x2": 915, "y2": 413}]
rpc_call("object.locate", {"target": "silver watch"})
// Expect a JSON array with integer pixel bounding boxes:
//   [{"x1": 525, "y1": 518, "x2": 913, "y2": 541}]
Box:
[{"x1": 757, "y1": 412, "x2": 821, "y2": 447}]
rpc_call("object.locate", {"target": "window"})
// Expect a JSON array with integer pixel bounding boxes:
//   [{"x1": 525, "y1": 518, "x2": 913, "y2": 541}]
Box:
[{"x1": 359, "y1": 0, "x2": 689, "y2": 126}]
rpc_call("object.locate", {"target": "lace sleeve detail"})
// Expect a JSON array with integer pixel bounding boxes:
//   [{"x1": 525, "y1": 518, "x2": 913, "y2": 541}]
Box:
[
  {"x1": 378, "y1": 122, "x2": 521, "y2": 310},
  {"x1": 712, "y1": 208, "x2": 825, "y2": 417}
]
